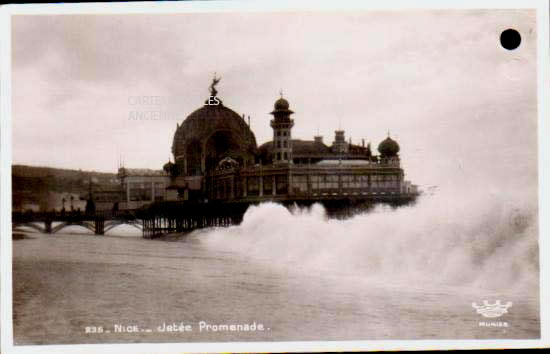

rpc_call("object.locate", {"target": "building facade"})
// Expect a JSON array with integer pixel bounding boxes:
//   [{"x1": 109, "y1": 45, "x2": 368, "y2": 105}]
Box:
[
  {"x1": 164, "y1": 81, "x2": 417, "y2": 204},
  {"x1": 117, "y1": 168, "x2": 172, "y2": 209},
  {"x1": 102, "y1": 81, "x2": 417, "y2": 210}
]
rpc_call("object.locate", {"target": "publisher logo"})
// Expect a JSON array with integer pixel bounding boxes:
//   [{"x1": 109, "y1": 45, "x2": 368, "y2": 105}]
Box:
[
  {"x1": 472, "y1": 300, "x2": 512, "y2": 318},
  {"x1": 473, "y1": 300, "x2": 512, "y2": 328}
]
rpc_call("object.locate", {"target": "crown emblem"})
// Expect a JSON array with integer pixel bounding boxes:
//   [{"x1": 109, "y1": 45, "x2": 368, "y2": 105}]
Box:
[{"x1": 472, "y1": 300, "x2": 512, "y2": 318}]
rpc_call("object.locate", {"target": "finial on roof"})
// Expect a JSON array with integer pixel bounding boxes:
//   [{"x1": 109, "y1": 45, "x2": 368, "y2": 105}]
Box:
[{"x1": 210, "y1": 72, "x2": 221, "y2": 97}]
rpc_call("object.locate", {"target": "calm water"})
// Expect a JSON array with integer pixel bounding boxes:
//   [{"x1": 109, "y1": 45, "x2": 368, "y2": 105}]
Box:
[{"x1": 12, "y1": 192, "x2": 540, "y2": 345}]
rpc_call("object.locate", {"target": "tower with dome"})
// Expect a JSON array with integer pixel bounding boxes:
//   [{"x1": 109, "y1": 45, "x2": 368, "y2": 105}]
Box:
[{"x1": 269, "y1": 93, "x2": 295, "y2": 164}]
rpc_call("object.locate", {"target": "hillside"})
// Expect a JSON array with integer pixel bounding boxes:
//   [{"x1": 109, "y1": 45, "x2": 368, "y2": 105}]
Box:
[{"x1": 12, "y1": 165, "x2": 121, "y2": 210}]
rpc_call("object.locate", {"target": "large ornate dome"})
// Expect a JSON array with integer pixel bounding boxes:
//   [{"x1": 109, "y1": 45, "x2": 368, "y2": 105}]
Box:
[
  {"x1": 172, "y1": 103, "x2": 258, "y2": 176},
  {"x1": 378, "y1": 136, "x2": 400, "y2": 157}
]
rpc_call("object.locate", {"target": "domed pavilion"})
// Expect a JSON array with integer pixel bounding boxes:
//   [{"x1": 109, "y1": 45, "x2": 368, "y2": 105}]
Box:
[
  {"x1": 163, "y1": 77, "x2": 415, "y2": 203},
  {"x1": 171, "y1": 78, "x2": 258, "y2": 177}
]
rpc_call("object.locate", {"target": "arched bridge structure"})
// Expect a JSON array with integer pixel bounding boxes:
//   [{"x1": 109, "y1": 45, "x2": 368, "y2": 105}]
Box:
[{"x1": 12, "y1": 210, "x2": 143, "y2": 235}]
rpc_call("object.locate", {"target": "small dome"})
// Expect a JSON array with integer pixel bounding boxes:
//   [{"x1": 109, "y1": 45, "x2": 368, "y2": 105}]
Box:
[
  {"x1": 270, "y1": 96, "x2": 294, "y2": 116},
  {"x1": 378, "y1": 136, "x2": 400, "y2": 157},
  {"x1": 274, "y1": 97, "x2": 290, "y2": 110}
]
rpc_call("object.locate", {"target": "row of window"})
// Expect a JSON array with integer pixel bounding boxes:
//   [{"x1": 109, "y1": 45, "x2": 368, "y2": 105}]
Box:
[
  {"x1": 213, "y1": 178, "x2": 233, "y2": 200},
  {"x1": 129, "y1": 189, "x2": 152, "y2": 201},
  {"x1": 276, "y1": 152, "x2": 291, "y2": 161},
  {"x1": 211, "y1": 175, "x2": 289, "y2": 199},
  {"x1": 304, "y1": 175, "x2": 400, "y2": 194},
  {"x1": 309, "y1": 175, "x2": 338, "y2": 190},
  {"x1": 128, "y1": 182, "x2": 165, "y2": 201},
  {"x1": 210, "y1": 174, "x2": 400, "y2": 199},
  {"x1": 128, "y1": 182, "x2": 165, "y2": 189},
  {"x1": 276, "y1": 131, "x2": 290, "y2": 137},
  {"x1": 246, "y1": 175, "x2": 288, "y2": 196},
  {"x1": 276, "y1": 140, "x2": 290, "y2": 148}
]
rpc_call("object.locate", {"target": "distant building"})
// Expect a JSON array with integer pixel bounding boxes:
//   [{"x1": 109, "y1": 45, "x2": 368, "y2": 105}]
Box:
[{"x1": 117, "y1": 168, "x2": 172, "y2": 210}]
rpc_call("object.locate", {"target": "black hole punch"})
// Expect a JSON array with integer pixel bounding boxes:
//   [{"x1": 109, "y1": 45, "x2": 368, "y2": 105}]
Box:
[{"x1": 500, "y1": 29, "x2": 521, "y2": 50}]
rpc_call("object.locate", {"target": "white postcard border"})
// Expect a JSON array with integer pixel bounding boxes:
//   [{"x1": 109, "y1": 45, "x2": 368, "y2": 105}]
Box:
[{"x1": 1, "y1": 0, "x2": 549, "y2": 352}]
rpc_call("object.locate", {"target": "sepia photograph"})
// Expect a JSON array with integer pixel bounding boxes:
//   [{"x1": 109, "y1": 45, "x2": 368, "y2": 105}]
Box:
[{"x1": 1, "y1": 0, "x2": 548, "y2": 352}]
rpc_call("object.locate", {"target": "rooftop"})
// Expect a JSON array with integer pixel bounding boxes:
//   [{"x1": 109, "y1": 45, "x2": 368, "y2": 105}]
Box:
[{"x1": 118, "y1": 168, "x2": 168, "y2": 177}]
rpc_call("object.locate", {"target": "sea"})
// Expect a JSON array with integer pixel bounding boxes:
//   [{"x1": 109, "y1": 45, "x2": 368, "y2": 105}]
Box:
[{"x1": 12, "y1": 188, "x2": 540, "y2": 345}]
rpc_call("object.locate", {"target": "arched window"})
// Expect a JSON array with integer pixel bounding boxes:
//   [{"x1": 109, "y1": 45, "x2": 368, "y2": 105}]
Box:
[
  {"x1": 277, "y1": 140, "x2": 281, "y2": 148},
  {"x1": 186, "y1": 140, "x2": 203, "y2": 176},
  {"x1": 283, "y1": 140, "x2": 287, "y2": 148}
]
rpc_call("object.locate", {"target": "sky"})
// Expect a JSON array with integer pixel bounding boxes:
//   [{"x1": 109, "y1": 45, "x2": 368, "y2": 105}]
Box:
[{"x1": 11, "y1": 10, "x2": 538, "y2": 191}]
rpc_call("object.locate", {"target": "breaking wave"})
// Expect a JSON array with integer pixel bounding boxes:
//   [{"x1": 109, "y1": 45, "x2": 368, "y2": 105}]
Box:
[{"x1": 199, "y1": 187, "x2": 539, "y2": 292}]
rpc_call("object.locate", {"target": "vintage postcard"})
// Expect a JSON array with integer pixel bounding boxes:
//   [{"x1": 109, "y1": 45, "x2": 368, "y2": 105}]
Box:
[{"x1": 1, "y1": 0, "x2": 549, "y2": 352}]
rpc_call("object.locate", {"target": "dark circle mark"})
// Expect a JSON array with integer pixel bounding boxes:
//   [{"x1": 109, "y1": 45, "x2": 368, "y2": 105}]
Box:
[{"x1": 500, "y1": 29, "x2": 521, "y2": 50}]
